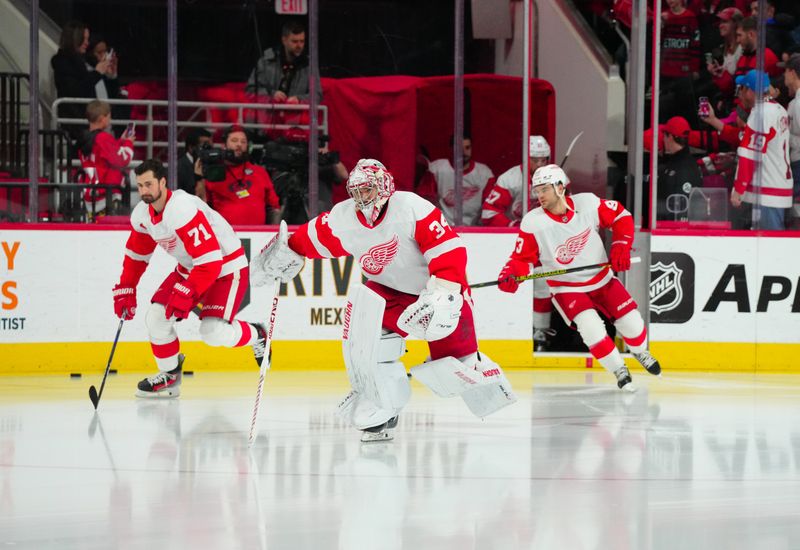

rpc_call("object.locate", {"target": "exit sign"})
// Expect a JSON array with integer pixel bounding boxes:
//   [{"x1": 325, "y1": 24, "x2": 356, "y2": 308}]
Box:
[{"x1": 275, "y1": 0, "x2": 307, "y2": 15}]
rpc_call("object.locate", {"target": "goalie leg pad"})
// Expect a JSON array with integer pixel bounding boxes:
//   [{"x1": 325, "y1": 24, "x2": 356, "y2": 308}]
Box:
[
  {"x1": 339, "y1": 285, "x2": 411, "y2": 428},
  {"x1": 410, "y1": 353, "x2": 517, "y2": 417},
  {"x1": 459, "y1": 353, "x2": 518, "y2": 418}
]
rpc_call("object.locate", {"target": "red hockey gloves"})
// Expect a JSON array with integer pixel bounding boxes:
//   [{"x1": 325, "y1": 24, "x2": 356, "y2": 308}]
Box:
[
  {"x1": 497, "y1": 260, "x2": 529, "y2": 293},
  {"x1": 113, "y1": 284, "x2": 137, "y2": 320},
  {"x1": 165, "y1": 280, "x2": 197, "y2": 320},
  {"x1": 609, "y1": 243, "x2": 631, "y2": 272}
]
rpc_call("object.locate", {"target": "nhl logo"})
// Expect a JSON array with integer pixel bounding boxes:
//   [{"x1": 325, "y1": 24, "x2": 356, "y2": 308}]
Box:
[
  {"x1": 650, "y1": 252, "x2": 694, "y2": 323},
  {"x1": 650, "y1": 261, "x2": 683, "y2": 314}
]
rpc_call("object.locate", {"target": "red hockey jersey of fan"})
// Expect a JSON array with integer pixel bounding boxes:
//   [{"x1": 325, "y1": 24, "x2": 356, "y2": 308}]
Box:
[
  {"x1": 120, "y1": 190, "x2": 248, "y2": 293},
  {"x1": 660, "y1": 9, "x2": 701, "y2": 77},
  {"x1": 288, "y1": 191, "x2": 468, "y2": 293},
  {"x1": 78, "y1": 131, "x2": 134, "y2": 203}
]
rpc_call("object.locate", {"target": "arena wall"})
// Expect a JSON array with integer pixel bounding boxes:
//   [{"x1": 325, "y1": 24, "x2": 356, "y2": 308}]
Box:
[{"x1": 1, "y1": 226, "x2": 797, "y2": 374}]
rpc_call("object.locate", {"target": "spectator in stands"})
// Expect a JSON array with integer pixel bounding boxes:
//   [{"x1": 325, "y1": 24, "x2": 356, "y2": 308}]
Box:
[
  {"x1": 754, "y1": 0, "x2": 797, "y2": 61},
  {"x1": 707, "y1": 8, "x2": 743, "y2": 77},
  {"x1": 731, "y1": 70, "x2": 793, "y2": 229},
  {"x1": 76, "y1": 100, "x2": 134, "y2": 219},
  {"x1": 710, "y1": 16, "x2": 781, "y2": 97},
  {"x1": 660, "y1": 0, "x2": 701, "y2": 121},
  {"x1": 782, "y1": 54, "x2": 800, "y2": 201},
  {"x1": 654, "y1": 116, "x2": 704, "y2": 220},
  {"x1": 177, "y1": 128, "x2": 212, "y2": 195},
  {"x1": 84, "y1": 34, "x2": 130, "y2": 128},
  {"x1": 245, "y1": 20, "x2": 322, "y2": 104},
  {"x1": 51, "y1": 21, "x2": 115, "y2": 138},
  {"x1": 417, "y1": 135, "x2": 495, "y2": 226},
  {"x1": 196, "y1": 125, "x2": 281, "y2": 225},
  {"x1": 84, "y1": 35, "x2": 121, "y2": 102}
]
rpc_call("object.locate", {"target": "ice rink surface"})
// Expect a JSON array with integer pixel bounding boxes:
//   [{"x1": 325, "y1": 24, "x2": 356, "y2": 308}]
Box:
[{"x1": 1, "y1": 368, "x2": 799, "y2": 550}]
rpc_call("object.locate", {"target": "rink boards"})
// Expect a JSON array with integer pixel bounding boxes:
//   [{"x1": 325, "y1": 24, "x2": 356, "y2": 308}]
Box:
[{"x1": 0, "y1": 226, "x2": 798, "y2": 373}]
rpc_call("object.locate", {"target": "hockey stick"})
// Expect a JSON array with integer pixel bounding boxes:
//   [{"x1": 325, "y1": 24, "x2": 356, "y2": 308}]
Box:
[
  {"x1": 248, "y1": 278, "x2": 281, "y2": 447},
  {"x1": 89, "y1": 319, "x2": 124, "y2": 410},
  {"x1": 559, "y1": 131, "x2": 584, "y2": 168},
  {"x1": 470, "y1": 257, "x2": 641, "y2": 289}
]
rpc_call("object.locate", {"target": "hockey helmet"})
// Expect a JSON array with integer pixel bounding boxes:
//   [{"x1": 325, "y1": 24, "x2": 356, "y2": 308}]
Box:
[
  {"x1": 347, "y1": 159, "x2": 395, "y2": 223},
  {"x1": 529, "y1": 136, "x2": 551, "y2": 159},
  {"x1": 531, "y1": 163, "x2": 569, "y2": 189}
]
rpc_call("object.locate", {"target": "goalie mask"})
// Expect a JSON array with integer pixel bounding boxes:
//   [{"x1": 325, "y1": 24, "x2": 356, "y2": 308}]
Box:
[{"x1": 347, "y1": 159, "x2": 395, "y2": 226}]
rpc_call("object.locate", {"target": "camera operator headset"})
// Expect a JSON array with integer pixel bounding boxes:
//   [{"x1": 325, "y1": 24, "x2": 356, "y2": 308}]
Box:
[{"x1": 195, "y1": 124, "x2": 281, "y2": 225}]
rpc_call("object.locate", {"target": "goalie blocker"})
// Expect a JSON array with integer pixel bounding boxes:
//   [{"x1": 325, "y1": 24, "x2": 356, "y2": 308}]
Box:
[{"x1": 337, "y1": 285, "x2": 517, "y2": 440}]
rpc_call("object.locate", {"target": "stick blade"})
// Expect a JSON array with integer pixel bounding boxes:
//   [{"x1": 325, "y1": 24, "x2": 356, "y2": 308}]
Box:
[{"x1": 89, "y1": 386, "x2": 99, "y2": 410}]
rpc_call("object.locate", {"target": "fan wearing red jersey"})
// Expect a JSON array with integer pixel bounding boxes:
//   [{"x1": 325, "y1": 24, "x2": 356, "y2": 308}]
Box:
[
  {"x1": 497, "y1": 165, "x2": 662, "y2": 391},
  {"x1": 251, "y1": 158, "x2": 517, "y2": 442},
  {"x1": 113, "y1": 159, "x2": 271, "y2": 398}
]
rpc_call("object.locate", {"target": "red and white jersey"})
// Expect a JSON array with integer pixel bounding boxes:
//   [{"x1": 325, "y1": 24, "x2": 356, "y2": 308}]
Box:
[
  {"x1": 511, "y1": 193, "x2": 633, "y2": 294},
  {"x1": 289, "y1": 191, "x2": 468, "y2": 295},
  {"x1": 120, "y1": 190, "x2": 247, "y2": 294},
  {"x1": 481, "y1": 165, "x2": 529, "y2": 226},
  {"x1": 78, "y1": 132, "x2": 134, "y2": 202},
  {"x1": 426, "y1": 159, "x2": 494, "y2": 226},
  {"x1": 735, "y1": 100, "x2": 793, "y2": 208}
]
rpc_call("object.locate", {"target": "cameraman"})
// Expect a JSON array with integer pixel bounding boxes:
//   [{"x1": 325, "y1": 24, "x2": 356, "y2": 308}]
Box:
[
  {"x1": 195, "y1": 125, "x2": 281, "y2": 225},
  {"x1": 265, "y1": 138, "x2": 348, "y2": 224}
]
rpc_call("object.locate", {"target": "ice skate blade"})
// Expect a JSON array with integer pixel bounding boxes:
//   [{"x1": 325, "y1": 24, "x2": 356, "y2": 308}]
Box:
[
  {"x1": 135, "y1": 387, "x2": 180, "y2": 399},
  {"x1": 621, "y1": 383, "x2": 637, "y2": 393},
  {"x1": 360, "y1": 430, "x2": 394, "y2": 443}
]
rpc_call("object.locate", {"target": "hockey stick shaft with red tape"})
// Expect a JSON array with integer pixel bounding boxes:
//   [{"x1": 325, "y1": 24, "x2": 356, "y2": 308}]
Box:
[{"x1": 470, "y1": 257, "x2": 640, "y2": 289}]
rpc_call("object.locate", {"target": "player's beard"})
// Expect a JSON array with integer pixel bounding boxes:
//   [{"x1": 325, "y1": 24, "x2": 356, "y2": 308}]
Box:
[{"x1": 141, "y1": 189, "x2": 161, "y2": 204}]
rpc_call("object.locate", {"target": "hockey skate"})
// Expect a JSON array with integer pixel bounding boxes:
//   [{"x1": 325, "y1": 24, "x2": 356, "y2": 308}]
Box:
[
  {"x1": 633, "y1": 350, "x2": 661, "y2": 375},
  {"x1": 136, "y1": 354, "x2": 184, "y2": 398},
  {"x1": 360, "y1": 416, "x2": 398, "y2": 443},
  {"x1": 251, "y1": 323, "x2": 271, "y2": 368},
  {"x1": 614, "y1": 366, "x2": 635, "y2": 392},
  {"x1": 533, "y1": 328, "x2": 556, "y2": 352}
]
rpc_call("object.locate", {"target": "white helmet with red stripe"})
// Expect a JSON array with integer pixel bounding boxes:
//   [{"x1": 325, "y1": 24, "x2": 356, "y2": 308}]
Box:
[{"x1": 347, "y1": 158, "x2": 395, "y2": 225}]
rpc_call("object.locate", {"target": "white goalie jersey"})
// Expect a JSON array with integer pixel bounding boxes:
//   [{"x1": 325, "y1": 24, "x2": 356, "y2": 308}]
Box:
[{"x1": 288, "y1": 191, "x2": 469, "y2": 294}]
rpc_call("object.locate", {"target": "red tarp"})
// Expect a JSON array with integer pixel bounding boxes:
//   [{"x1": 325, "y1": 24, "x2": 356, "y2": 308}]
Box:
[{"x1": 126, "y1": 74, "x2": 556, "y2": 197}]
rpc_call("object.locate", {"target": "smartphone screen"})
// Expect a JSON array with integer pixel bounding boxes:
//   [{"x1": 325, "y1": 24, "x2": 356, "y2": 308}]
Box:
[{"x1": 125, "y1": 123, "x2": 135, "y2": 135}]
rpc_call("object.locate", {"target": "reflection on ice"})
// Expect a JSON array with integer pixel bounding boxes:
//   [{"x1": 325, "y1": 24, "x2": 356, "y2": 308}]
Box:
[{"x1": 1, "y1": 371, "x2": 799, "y2": 549}]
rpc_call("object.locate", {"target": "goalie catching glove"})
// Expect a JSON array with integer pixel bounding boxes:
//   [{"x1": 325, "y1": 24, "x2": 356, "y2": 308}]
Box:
[
  {"x1": 397, "y1": 276, "x2": 463, "y2": 341},
  {"x1": 250, "y1": 220, "x2": 306, "y2": 287}
]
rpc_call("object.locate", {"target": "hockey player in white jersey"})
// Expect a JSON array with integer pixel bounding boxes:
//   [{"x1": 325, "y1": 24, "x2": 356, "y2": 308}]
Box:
[
  {"x1": 481, "y1": 135, "x2": 555, "y2": 351},
  {"x1": 497, "y1": 164, "x2": 662, "y2": 390},
  {"x1": 112, "y1": 159, "x2": 269, "y2": 398},
  {"x1": 251, "y1": 158, "x2": 517, "y2": 441}
]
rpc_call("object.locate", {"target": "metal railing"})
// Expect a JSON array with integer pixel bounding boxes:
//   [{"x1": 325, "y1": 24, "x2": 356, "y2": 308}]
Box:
[
  {"x1": 0, "y1": 181, "x2": 130, "y2": 223},
  {"x1": 52, "y1": 97, "x2": 329, "y2": 159}
]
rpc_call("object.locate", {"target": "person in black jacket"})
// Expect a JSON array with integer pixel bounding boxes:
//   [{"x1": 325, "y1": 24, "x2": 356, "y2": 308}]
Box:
[
  {"x1": 50, "y1": 21, "x2": 114, "y2": 138},
  {"x1": 656, "y1": 116, "x2": 704, "y2": 220}
]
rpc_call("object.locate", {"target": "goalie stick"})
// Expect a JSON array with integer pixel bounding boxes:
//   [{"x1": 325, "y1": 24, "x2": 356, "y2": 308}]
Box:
[
  {"x1": 248, "y1": 278, "x2": 281, "y2": 447},
  {"x1": 88, "y1": 319, "x2": 124, "y2": 410},
  {"x1": 470, "y1": 257, "x2": 641, "y2": 289}
]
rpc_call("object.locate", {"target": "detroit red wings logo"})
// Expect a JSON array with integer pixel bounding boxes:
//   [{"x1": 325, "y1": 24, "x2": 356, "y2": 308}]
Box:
[
  {"x1": 442, "y1": 186, "x2": 480, "y2": 207},
  {"x1": 554, "y1": 227, "x2": 591, "y2": 264},
  {"x1": 360, "y1": 235, "x2": 400, "y2": 275}
]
